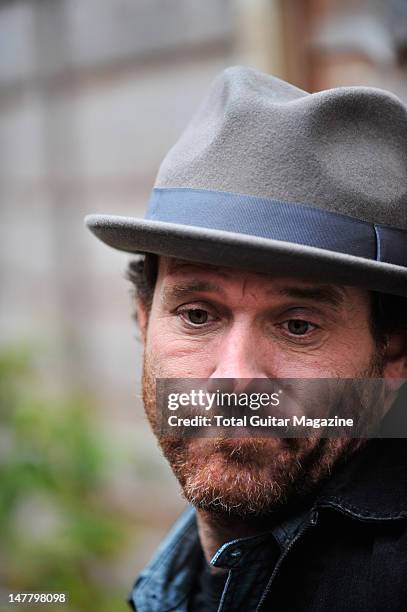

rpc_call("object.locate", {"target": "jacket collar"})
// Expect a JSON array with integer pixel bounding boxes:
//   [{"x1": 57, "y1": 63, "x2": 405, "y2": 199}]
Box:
[
  {"x1": 129, "y1": 506, "x2": 201, "y2": 612},
  {"x1": 315, "y1": 391, "x2": 407, "y2": 520},
  {"x1": 315, "y1": 437, "x2": 407, "y2": 521}
]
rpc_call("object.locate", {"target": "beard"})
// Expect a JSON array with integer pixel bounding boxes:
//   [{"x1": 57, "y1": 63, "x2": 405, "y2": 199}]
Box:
[{"x1": 141, "y1": 352, "x2": 385, "y2": 520}]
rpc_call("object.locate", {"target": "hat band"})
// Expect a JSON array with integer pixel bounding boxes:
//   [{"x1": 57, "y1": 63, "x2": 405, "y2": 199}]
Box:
[{"x1": 147, "y1": 188, "x2": 406, "y2": 267}]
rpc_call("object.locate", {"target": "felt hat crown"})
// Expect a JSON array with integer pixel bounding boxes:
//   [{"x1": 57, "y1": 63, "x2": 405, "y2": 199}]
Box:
[{"x1": 86, "y1": 66, "x2": 407, "y2": 296}]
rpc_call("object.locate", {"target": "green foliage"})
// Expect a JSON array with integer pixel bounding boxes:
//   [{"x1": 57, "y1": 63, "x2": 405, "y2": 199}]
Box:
[{"x1": 0, "y1": 346, "x2": 130, "y2": 611}]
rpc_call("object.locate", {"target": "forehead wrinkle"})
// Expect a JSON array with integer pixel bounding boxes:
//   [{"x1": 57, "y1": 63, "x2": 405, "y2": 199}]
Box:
[{"x1": 164, "y1": 258, "x2": 235, "y2": 279}]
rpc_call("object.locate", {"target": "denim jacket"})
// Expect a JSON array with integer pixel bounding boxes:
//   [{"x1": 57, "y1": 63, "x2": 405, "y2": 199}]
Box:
[{"x1": 128, "y1": 437, "x2": 407, "y2": 612}]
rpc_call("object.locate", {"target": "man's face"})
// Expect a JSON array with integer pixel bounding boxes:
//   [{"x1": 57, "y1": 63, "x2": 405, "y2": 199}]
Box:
[{"x1": 139, "y1": 257, "x2": 387, "y2": 517}]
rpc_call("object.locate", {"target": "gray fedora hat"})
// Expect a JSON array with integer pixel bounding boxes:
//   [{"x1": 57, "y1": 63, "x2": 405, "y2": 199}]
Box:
[{"x1": 85, "y1": 66, "x2": 407, "y2": 297}]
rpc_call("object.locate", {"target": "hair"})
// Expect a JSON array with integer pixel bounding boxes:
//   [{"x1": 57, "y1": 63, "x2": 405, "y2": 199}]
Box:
[
  {"x1": 126, "y1": 254, "x2": 159, "y2": 324},
  {"x1": 126, "y1": 254, "x2": 407, "y2": 345}
]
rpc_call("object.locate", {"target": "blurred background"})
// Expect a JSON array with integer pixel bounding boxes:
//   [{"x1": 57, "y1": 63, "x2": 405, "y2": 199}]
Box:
[{"x1": 0, "y1": 0, "x2": 406, "y2": 610}]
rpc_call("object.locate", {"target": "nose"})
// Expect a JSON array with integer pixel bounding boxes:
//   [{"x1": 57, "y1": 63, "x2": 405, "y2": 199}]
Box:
[{"x1": 210, "y1": 321, "x2": 268, "y2": 381}]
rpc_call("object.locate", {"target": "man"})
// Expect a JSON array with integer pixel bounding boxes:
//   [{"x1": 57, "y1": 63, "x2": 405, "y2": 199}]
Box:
[{"x1": 86, "y1": 66, "x2": 407, "y2": 611}]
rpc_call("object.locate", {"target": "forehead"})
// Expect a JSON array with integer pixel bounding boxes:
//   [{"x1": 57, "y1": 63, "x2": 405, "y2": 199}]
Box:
[
  {"x1": 161, "y1": 256, "x2": 266, "y2": 281},
  {"x1": 157, "y1": 256, "x2": 368, "y2": 308}
]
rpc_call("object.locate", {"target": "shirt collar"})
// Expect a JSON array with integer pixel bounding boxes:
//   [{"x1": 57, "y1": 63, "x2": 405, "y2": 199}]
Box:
[{"x1": 128, "y1": 505, "x2": 309, "y2": 612}]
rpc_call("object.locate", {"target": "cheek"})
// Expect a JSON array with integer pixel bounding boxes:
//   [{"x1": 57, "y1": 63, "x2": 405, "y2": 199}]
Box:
[
  {"x1": 259, "y1": 332, "x2": 377, "y2": 378},
  {"x1": 278, "y1": 334, "x2": 376, "y2": 377},
  {"x1": 145, "y1": 317, "x2": 219, "y2": 378},
  {"x1": 325, "y1": 325, "x2": 377, "y2": 376}
]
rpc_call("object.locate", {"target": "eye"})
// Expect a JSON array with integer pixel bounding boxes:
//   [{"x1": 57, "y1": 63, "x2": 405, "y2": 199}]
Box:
[
  {"x1": 282, "y1": 319, "x2": 316, "y2": 336},
  {"x1": 180, "y1": 307, "x2": 213, "y2": 326}
]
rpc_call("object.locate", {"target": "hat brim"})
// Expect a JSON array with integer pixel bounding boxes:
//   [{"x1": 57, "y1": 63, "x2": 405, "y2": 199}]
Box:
[{"x1": 85, "y1": 214, "x2": 407, "y2": 298}]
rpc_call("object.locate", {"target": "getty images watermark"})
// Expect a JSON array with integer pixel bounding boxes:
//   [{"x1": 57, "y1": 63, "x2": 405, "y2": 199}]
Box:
[{"x1": 156, "y1": 378, "x2": 407, "y2": 438}]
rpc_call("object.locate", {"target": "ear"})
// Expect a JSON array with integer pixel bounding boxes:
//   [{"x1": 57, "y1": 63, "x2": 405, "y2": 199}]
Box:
[
  {"x1": 382, "y1": 331, "x2": 407, "y2": 390},
  {"x1": 136, "y1": 300, "x2": 149, "y2": 345}
]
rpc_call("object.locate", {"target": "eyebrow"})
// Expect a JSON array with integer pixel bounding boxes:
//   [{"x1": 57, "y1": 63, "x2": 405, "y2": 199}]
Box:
[
  {"x1": 272, "y1": 285, "x2": 347, "y2": 309},
  {"x1": 160, "y1": 281, "x2": 224, "y2": 304}
]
